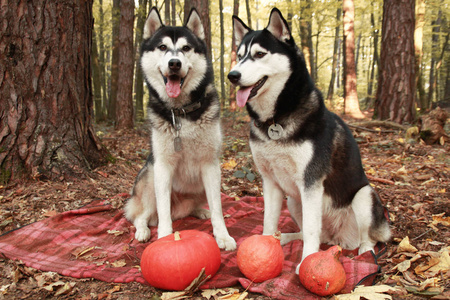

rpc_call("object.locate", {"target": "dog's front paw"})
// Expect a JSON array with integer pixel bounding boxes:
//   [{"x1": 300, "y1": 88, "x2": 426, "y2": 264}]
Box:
[
  {"x1": 157, "y1": 228, "x2": 173, "y2": 239},
  {"x1": 215, "y1": 235, "x2": 237, "y2": 251},
  {"x1": 295, "y1": 262, "x2": 301, "y2": 274},
  {"x1": 358, "y1": 243, "x2": 375, "y2": 255},
  {"x1": 135, "y1": 227, "x2": 151, "y2": 242}
]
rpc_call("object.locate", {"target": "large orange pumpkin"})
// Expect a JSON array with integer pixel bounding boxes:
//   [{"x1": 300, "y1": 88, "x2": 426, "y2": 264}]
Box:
[
  {"x1": 140, "y1": 230, "x2": 221, "y2": 290},
  {"x1": 298, "y1": 245, "x2": 347, "y2": 296},
  {"x1": 237, "y1": 232, "x2": 284, "y2": 282}
]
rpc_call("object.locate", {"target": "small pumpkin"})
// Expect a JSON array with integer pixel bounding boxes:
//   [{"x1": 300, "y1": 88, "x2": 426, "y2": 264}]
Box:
[
  {"x1": 298, "y1": 245, "x2": 347, "y2": 296},
  {"x1": 237, "y1": 232, "x2": 284, "y2": 282},
  {"x1": 140, "y1": 230, "x2": 221, "y2": 290}
]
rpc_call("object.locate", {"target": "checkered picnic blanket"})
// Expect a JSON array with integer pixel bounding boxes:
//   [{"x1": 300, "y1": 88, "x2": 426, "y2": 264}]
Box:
[{"x1": 0, "y1": 193, "x2": 383, "y2": 299}]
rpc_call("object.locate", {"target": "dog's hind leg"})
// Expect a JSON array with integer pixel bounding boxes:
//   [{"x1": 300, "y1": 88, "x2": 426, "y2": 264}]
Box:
[
  {"x1": 351, "y1": 185, "x2": 378, "y2": 254},
  {"x1": 125, "y1": 164, "x2": 157, "y2": 242},
  {"x1": 280, "y1": 196, "x2": 303, "y2": 245},
  {"x1": 262, "y1": 178, "x2": 284, "y2": 236}
]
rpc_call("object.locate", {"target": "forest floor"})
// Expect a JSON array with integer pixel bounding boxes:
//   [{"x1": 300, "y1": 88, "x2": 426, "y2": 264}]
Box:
[{"x1": 0, "y1": 109, "x2": 449, "y2": 299}]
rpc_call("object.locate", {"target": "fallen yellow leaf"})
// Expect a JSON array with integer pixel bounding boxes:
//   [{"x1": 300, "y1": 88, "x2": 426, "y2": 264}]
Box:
[{"x1": 397, "y1": 236, "x2": 418, "y2": 253}]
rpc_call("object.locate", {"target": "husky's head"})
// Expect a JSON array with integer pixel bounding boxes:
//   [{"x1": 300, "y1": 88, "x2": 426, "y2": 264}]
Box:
[
  {"x1": 228, "y1": 8, "x2": 301, "y2": 120},
  {"x1": 140, "y1": 8, "x2": 208, "y2": 103}
]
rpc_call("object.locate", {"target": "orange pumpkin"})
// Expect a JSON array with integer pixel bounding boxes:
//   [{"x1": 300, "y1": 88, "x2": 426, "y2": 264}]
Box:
[
  {"x1": 298, "y1": 245, "x2": 347, "y2": 296},
  {"x1": 237, "y1": 232, "x2": 284, "y2": 282},
  {"x1": 140, "y1": 230, "x2": 221, "y2": 290}
]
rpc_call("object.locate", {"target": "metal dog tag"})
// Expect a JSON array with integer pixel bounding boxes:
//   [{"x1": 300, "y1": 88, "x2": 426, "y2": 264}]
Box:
[
  {"x1": 174, "y1": 136, "x2": 182, "y2": 152},
  {"x1": 268, "y1": 123, "x2": 283, "y2": 140}
]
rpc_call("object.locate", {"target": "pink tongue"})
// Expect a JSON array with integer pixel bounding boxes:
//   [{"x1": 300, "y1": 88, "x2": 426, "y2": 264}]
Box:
[
  {"x1": 166, "y1": 78, "x2": 181, "y2": 98},
  {"x1": 236, "y1": 87, "x2": 252, "y2": 107}
]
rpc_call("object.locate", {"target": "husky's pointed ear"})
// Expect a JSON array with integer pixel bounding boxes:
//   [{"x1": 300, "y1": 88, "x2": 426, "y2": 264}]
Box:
[
  {"x1": 233, "y1": 16, "x2": 251, "y2": 47},
  {"x1": 143, "y1": 7, "x2": 164, "y2": 39},
  {"x1": 266, "y1": 8, "x2": 292, "y2": 43},
  {"x1": 185, "y1": 8, "x2": 205, "y2": 40}
]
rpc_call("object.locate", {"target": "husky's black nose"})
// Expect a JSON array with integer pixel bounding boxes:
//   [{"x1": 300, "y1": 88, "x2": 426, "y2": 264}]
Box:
[
  {"x1": 228, "y1": 71, "x2": 241, "y2": 84},
  {"x1": 168, "y1": 59, "x2": 182, "y2": 71}
]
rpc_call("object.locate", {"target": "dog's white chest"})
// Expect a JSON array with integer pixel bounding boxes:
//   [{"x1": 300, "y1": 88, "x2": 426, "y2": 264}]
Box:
[{"x1": 251, "y1": 140, "x2": 314, "y2": 198}]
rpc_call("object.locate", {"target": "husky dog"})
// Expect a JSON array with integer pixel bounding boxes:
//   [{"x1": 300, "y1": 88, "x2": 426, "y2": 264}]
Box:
[
  {"x1": 124, "y1": 8, "x2": 236, "y2": 251},
  {"x1": 228, "y1": 8, "x2": 391, "y2": 272}
]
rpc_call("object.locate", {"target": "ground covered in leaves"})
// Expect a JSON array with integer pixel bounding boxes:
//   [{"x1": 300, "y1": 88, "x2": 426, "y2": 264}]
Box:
[{"x1": 0, "y1": 110, "x2": 449, "y2": 299}]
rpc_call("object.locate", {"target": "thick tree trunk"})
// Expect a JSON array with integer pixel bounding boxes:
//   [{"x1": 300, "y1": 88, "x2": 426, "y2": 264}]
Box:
[
  {"x1": 375, "y1": 0, "x2": 415, "y2": 123},
  {"x1": 115, "y1": 0, "x2": 135, "y2": 130},
  {"x1": 343, "y1": 0, "x2": 364, "y2": 118},
  {"x1": 0, "y1": 1, "x2": 107, "y2": 181}
]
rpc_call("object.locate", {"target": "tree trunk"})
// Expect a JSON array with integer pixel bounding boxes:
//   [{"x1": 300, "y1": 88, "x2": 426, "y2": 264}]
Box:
[
  {"x1": 171, "y1": 0, "x2": 176, "y2": 26},
  {"x1": 164, "y1": 0, "x2": 170, "y2": 25},
  {"x1": 415, "y1": 0, "x2": 426, "y2": 111},
  {"x1": 375, "y1": 0, "x2": 415, "y2": 123},
  {"x1": 229, "y1": 0, "x2": 240, "y2": 109},
  {"x1": 427, "y1": 10, "x2": 442, "y2": 107},
  {"x1": 134, "y1": 0, "x2": 148, "y2": 122},
  {"x1": 299, "y1": 0, "x2": 316, "y2": 81},
  {"x1": 326, "y1": 8, "x2": 341, "y2": 104},
  {"x1": 367, "y1": 12, "x2": 379, "y2": 107},
  {"x1": 98, "y1": 0, "x2": 108, "y2": 122},
  {"x1": 219, "y1": 0, "x2": 225, "y2": 102},
  {"x1": 184, "y1": 0, "x2": 212, "y2": 60},
  {"x1": 0, "y1": 1, "x2": 107, "y2": 182},
  {"x1": 245, "y1": 0, "x2": 252, "y2": 28},
  {"x1": 343, "y1": 0, "x2": 364, "y2": 118},
  {"x1": 109, "y1": 0, "x2": 121, "y2": 121},
  {"x1": 92, "y1": 30, "x2": 104, "y2": 123},
  {"x1": 115, "y1": 0, "x2": 135, "y2": 130}
]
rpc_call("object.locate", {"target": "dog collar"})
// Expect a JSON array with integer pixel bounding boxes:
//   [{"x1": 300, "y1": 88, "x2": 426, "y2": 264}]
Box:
[{"x1": 171, "y1": 101, "x2": 202, "y2": 117}]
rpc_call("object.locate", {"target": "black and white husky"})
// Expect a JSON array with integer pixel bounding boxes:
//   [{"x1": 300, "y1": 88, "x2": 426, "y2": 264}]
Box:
[
  {"x1": 228, "y1": 8, "x2": 391, "y2": 272},
  {"x1": 124, "y1": 8, "x2": 236, "y2": 251}
]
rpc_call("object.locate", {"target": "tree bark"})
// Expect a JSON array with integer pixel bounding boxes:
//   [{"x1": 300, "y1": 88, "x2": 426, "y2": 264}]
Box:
[
  {"x1": 375, "y1": 0, "x2": 415, "y2": 123},
  {"x1": 115, "y1": 0, "x2": 135, "y2": 130},
  {"x1": 0, "y1": 1, "x2": 107, "y2": 181},
  {"x1": 343, "y1": 0, "x2": 364, "y2": 118}
]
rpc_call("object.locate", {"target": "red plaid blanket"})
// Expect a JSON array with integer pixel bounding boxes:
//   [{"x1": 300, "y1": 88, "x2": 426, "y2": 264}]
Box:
[{"x1": 0, "y1": 193, "x2": 384, "y2": 299}]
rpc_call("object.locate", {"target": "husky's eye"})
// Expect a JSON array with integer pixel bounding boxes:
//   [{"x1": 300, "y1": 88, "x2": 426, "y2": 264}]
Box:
[
  {"x1": 159, "y1": 45, "x2": 167, "y2": 51},
  {"x1": 182, "y1": 45, "x2": 191, "y2": 52},
  {"x1": 237, "y1": 54, "x2": 242, "y2": 61},
  {"x1": 255, "y1": 52, "x2": 266, "y2": 58}
]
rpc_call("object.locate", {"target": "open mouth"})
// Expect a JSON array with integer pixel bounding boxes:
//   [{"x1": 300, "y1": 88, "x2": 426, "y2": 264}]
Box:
[
  {"x1": 162, "y1": 74, "x2": 186, "y2": 98},
  {"x1": 236, "y1": 76, "x2": 268, "y2": 107}
]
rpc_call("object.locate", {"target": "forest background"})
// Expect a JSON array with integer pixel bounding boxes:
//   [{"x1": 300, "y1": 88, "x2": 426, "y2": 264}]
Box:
[{"x1": 91, "y1": 0, "x2": 450, "y2": 127}]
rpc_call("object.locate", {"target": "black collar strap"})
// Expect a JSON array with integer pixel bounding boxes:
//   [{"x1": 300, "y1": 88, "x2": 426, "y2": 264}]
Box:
[
  {"x1": 171, "y1": 101, "x2": 202, "y2": 117},
  {"x1": 253, "y1": 118, "x2": 275, "y2": 128}
]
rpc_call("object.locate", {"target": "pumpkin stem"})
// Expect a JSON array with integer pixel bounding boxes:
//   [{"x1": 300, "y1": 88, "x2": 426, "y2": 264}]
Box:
[
  {"x1": 272, "y1": 231, "x2": 282, "y2": 241},
  {"x1": 174, "y1": 231, "x2": 181, "y2": 241}
]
